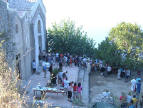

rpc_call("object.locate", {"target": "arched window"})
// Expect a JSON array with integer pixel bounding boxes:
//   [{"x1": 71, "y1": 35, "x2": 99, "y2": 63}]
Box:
[
  {"x1": 38, "y1": 20, "x2": 41, "y2": 33},
  {"x1": 16, "y1": 24, "x2": 18, "y2": 33}
]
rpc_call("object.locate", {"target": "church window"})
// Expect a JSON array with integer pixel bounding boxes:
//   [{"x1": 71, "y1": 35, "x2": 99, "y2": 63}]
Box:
[
  {"x1": 16, "y1": 24, "x2": 18, "y2": 33},
  {"x1": 38, "y1": 20, "x2": 41, "y2": 33}
]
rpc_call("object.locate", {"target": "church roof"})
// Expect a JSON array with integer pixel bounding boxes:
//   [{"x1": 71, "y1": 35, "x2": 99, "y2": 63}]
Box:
[{"x1": 8, "y1": 0, "x2": 36, "y2": 11}]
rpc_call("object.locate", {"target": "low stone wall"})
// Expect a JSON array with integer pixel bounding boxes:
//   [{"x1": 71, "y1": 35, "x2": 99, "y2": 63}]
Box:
[{"x1": 77, "y1": 63, "x2": 90, "y2": 107}]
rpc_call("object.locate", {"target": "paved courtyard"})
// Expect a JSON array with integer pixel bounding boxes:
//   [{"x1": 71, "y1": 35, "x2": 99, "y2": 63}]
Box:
[{"x1": 24, "y1": 64, "x2": 79, "y2": 107}]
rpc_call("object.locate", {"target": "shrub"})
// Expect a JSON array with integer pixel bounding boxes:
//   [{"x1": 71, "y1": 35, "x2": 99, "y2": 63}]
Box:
[{"x1": 0, "y1": 50, "x2": 25, "y2": 108}]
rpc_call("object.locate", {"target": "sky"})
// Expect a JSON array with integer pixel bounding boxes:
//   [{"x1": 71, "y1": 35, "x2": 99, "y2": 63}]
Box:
[{"x1": 43, "y1": 0, "x2": 143, "y2": 46}]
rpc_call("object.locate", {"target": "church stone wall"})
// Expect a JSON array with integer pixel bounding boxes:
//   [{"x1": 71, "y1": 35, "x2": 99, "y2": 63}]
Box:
[
  {"x1": 0, "y1": 1, "x2": 15, "y2": 69},
  {"x1": 21, "y1": 19, "x2": 32, "y2": 80},
  {"x1": 0, "y1": 1, "x2": 8, "y2": 33},
  {"x1": 0, "y1": 0, "x2": 46, "y2": 80}
]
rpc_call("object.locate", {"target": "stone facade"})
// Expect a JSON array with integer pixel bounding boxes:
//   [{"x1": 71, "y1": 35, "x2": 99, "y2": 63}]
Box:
[{"x1": 0, "y1": 0, "x2": 46, "y2": 80}]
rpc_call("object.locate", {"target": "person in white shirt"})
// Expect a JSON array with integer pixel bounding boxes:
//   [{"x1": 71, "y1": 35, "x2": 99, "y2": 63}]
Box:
[
  {"x1": 131, "y1": 79, "x2": 136, "y2": 92},
  {"x1": 107, "y1": 65, "x2": 112, "y2": 75},
  {"x1": 68, "y1": 82, "x2": 73, "y2": 101},
  {"x1": 117, "y1": 68, "x2": 121, "y2": 79},
  {"x1": 127, "y1": 92, "x2": 132, "y2": 104},
  {"x1": 125, "y1": 69, "x2": 130, "y2": 81},
  {"x1": 64, "y1": 78, "x2": 69, "y2": 95},
  {"x1": 45, "y1": 61, "x2": 50, "y2": 69},
  {"x1": 42, "y1": 60, "x2": 50, "y2": 78}
]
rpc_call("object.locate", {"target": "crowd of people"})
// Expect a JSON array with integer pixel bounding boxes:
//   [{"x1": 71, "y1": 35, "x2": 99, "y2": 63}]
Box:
[
  {"x1": 31, "y1": 51, "x2": 143, "y2": 107},
  {"x1": 118, "y1": 76, "x2": 142, "y2": 108},
  {"x1": 90, "y1": 59, "x2": 132, "y2": 81},
  {"x1": 32, "y1": 51, "x2": 133, "y2": 82},
  {"x1": 32, "y1": 51, "x2": 84, "y2": 103},
  {"x1": 58, "y1": 70, "x2": 82, "y2": 102}
]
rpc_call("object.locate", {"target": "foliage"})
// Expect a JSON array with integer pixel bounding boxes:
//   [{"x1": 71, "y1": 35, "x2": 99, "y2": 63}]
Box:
[
  {"x1": 0, "y1": 33, "x2": 26, "y2": 108},
  {"x1": 96, "y1": 38, "x2": 122, "y2": 67},
  {"x1": 47, "y1": 19, "x2": 96, "y2": 57},
  {"x1": 108, "y1": 22, "x2": 143, "y2": 69},
  {"x1": 52, "y1": 68, "x2": 59, "y2": 76},
  {"x1": 0, "y1": 50, "x2": 23, "y2": 107}
]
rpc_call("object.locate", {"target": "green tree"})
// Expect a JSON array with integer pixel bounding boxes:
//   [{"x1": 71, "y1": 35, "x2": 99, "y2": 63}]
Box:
[
  {"x1": 108, "y1": 22, "x2": 143, "y2": 69},
  {"x1": 47, "y1": 19, "x2": 96, "y2": 57},
  {"x1": 96, "y1": 38, "x2": 122, "y2": 67}
]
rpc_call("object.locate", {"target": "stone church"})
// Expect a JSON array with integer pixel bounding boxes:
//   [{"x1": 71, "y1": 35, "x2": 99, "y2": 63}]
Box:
[{"x1": 0, "y1": 0, "x2": 46, "y2": 80}]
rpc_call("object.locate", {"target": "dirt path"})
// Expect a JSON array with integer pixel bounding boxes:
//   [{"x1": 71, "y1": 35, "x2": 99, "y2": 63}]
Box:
[{"x1": 89, "y1": 71, "x2": 142, "y2": 104}]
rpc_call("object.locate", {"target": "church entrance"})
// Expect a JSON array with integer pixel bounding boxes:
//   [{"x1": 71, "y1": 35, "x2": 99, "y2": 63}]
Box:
[
  {"x1": 38, "y1": 35, "x2": 42, "y2": 54},
  {"x1": 34, "y1": 15, "x2": 45, "y2": 71}
]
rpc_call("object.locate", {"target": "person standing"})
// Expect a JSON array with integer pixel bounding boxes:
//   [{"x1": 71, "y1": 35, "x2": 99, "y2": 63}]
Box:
[
  {"x1": 62, "y1": 71, "x2": 68, "y2": 80},
  {"x1": 129, "y1": 100, "x2": 135, "y2": 108},
  {"x1": 56, "y1": 52, "x2": 59, "y2": 62},
  {"x1": 139, "y1": 96, "x2": 143, "y2": 108},
  {"x1": 131, "y1": 79, "x2": 136, "y2": 93},
  {"x1": 100, "y1": 66, "x2": 105, "y2": 76},
  {"x1": 64, "y1": 78, "x2": 69, "y2": 95},
  {"x1": 32, "y1": 60, "x2": 36, "y2": 74},
  {"x1": 136, "y1": 79, "x2": 141, "y2": 97},
  {"x1": 43, "y1": 60, "x2": 50, "y2": 78},
  {"x1": 73, "y1": 83, "x2": 78, "y2": 100},
  {"x1": 117, "y1": 68, "x2": 121, "y2": 80},
  {"x1": 127, "y1": 92, "x2": 132, "y2": 106},
  {"x1": 125, "y1": 69, "x2": 131, "y2": 82},
  {"x1": 77, "y1": 82, "x2": 82, "y2": 102},
  {"x1": 107, "y1": 65, "x2": 112, "y2": 75},
  {"x1": 59, "y1": 62, "x2": 63, "y2": 70},
  {"x1": 58, "y1": 68, "x2": 64, "y2": 84},
  {"x1": 49, "y1": 64, "x2": 53, "y2": 83},
  {"x1": 68, "y1": 82, "x2": 73, "y2": 102},
  {"x1": 42, "y1": 60, "x2": 46, "y2": 78},
  {"x1": 132, "y1": 95, "x2": 138, "y2": 108}
]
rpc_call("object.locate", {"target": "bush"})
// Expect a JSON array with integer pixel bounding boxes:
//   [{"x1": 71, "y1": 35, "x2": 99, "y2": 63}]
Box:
[{"x1": 0, "y1": 51, "x2": 25, "y2": 108}]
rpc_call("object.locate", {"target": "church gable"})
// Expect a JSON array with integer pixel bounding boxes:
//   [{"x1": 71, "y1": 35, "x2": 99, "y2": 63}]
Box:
[
  {"x1": 0, "y1": 0, "x2": 46, "y2": 80},
  {"x1": 31, "y1": 5, "x2": 45, "y2": 25}
]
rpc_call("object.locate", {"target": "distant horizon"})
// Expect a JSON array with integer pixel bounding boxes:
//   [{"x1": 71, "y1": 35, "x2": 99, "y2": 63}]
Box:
[
  {"x1": 46, "y1": 19, "x2": 143, "y2": 47},
  {"x1": 43, "y1": 0, "x2": 143, "y2": 47}
]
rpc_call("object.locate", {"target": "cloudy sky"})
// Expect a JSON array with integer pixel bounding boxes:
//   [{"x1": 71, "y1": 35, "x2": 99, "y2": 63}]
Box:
[{"x1": 43, "y1": 0, "x2": 143, "y2": 45}]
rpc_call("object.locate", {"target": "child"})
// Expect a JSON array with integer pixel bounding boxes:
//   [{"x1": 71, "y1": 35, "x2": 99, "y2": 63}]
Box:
[
  {"x1": 139, "y1": 96, "x2": 143, "y2": 108},
  {"x1": 120, "y1": 92, "x2": 127, "y2": 108},
  {"x1": 132, "y1": 95, "x2": 137, "y2": 108},
  {"x1": 77, "y1": 82, "x2": 82, "y2": 102},
  {"x1": 68, "y1": 82, "x2": 73, "y2": 102},
  {"x1": 140, "y1": 96, "x2": 143, "y2": 108},
  {"x1": 64, "y1": 78, "x2": 69, "y2": 95},
  {"x1": 73, "y1": 83, "x2": 78, "y2": 100},
  {"x1": 129, "y1": 100, "x2": 135, "y2": 108},
  {"x1": 32, "y1": 60, "x2": 36, "y2": 73},
  {"x1": 127, "y1": 92, "x2": 132, "y2": 106}
]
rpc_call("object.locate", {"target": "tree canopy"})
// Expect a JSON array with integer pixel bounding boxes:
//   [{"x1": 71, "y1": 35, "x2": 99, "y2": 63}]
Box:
[
  {"x1": 95, "y1": 22, "x2": 143, "y2": 70},
  {"x1": 47, "y1": 20, "x2": 96, "y2": 57},
  {"x1": 96, "y1": 38, "x2": 122, "y2": 67}
]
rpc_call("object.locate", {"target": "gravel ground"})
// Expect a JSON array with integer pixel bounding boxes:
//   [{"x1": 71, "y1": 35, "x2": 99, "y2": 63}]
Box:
[{"x1": 89, "y1": 71, "x2": 143, "y2": 105}]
